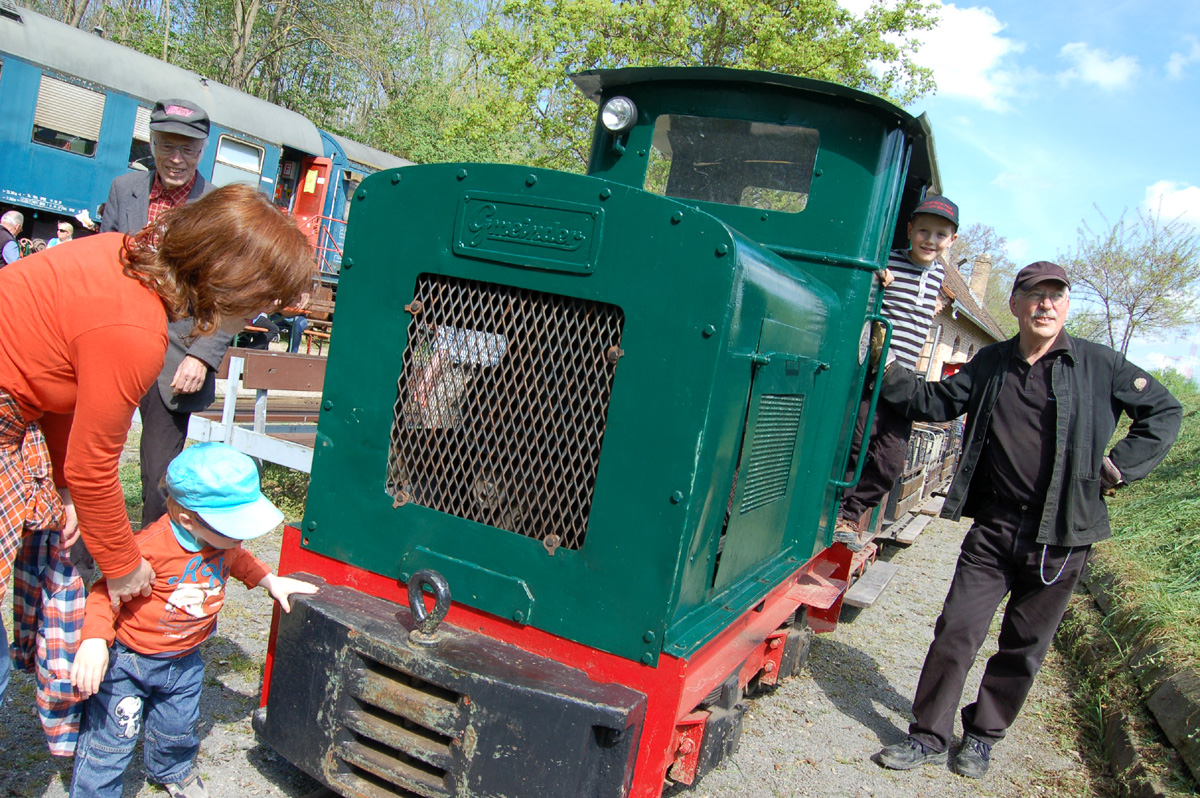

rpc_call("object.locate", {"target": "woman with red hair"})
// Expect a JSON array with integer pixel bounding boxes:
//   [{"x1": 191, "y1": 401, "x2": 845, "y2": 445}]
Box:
[{"x1": 0, "y1": 184, "x2": 314, "y2": 752}]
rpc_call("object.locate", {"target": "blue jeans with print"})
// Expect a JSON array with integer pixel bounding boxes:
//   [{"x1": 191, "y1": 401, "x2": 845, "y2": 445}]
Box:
[{"x1": 70, "y1": 643, "x2": 204, "y2": 798}]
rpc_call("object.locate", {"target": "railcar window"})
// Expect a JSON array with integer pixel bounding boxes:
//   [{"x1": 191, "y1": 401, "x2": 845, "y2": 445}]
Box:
[
  {"x1": 31, "y1": 74, "x2": 104, "y2": 157},
  {"x1": 644, "y1": 115, "x2": 818, "y2": 213},
  {"x1": 127, "y1": 105, "x2": 153, "y2": 170},
  {"x1": 211, "y1": 136, "x2": 265, "y2": 187}
]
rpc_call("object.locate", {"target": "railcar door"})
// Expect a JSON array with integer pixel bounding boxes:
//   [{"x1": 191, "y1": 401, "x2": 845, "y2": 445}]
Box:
[{"x1": 291, "y1": 156, "x2": 332, "y2": 249}]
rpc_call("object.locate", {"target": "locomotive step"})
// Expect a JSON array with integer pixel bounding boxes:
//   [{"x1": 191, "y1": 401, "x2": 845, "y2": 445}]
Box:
[{"x1": 842, "y1": 561, "x2": 901, "y2": 609}]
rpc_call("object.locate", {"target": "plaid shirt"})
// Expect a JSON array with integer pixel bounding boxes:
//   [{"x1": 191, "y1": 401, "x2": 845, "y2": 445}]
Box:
[
  {"x1": 146, "y1": 172, "x2": 198, "y2": 228},
  {"x1": 1, "y1": 391, "x2": 82, "y2": 756}
]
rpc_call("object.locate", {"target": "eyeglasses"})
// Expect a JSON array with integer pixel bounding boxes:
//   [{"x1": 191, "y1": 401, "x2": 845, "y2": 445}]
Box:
[
  {"x1": 154, "y1": 142, "x2": 204, "y2": 159},
  {"x1": 1023, "y1": 289, "x2": 1068, "y2": 305}
]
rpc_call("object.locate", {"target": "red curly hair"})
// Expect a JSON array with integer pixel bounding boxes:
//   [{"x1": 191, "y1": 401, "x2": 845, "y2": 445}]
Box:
[{"x1": 121, "y1": 184, "x2": 316, "y2": 335}]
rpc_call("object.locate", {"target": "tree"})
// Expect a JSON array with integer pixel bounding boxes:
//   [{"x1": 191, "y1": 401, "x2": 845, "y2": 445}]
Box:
[
  {"x1": 471, "y1": 0, "x2": 940, "y2": 171},
  {"x1": 1060, "y1": 206, "x2": 1200, "y2": 354},
  {"x1": 948, "y1": 222, "x2": 1018, "y2": 338}
]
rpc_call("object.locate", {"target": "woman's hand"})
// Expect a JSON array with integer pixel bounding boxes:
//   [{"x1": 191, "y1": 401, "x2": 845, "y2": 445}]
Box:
[
  {"x1": 106, "y1": 558, "x2": 156, "y2": 608},
  {"x1": 57, "y1": 487, "x2": 81, "y2": 548}
]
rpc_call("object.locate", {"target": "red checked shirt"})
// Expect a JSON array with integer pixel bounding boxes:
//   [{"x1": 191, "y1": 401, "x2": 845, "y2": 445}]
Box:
[{"x1": 146, "y1": 173, "x2": 198, "y2": 229}]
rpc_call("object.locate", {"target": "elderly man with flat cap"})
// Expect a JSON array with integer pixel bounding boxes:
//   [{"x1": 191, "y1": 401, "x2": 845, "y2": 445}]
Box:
[
  {"x1": 872, "y1": 261, "x2": 1181, "y2": 779},
  {"x1": 101, "y1": 99, "x2": 227, "y2": 527}
]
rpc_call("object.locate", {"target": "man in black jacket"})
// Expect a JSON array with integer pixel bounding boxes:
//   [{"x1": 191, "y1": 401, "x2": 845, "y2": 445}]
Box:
[{"x1": 874, "y1": 261, "x2": 1181, "y2": 778}]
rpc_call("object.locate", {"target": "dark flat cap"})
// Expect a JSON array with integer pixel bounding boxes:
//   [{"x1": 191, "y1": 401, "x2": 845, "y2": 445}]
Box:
[
  {"x1": 1013, "y1": 261, "x2": 1071, "y2": 292},
  {"x1": 149, "y1": 99, "x2": 210, "y2": 139}
]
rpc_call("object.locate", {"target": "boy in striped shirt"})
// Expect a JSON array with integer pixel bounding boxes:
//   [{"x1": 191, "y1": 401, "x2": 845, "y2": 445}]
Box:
[{"x1": 834, "y1": 196, "x2": 958, "y2": 550}]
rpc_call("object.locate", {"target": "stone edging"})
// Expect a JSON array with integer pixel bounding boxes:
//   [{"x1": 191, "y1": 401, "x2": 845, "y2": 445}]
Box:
[{"x1": 1078, "y1": 563, "x2": 1200, "y2": 791}]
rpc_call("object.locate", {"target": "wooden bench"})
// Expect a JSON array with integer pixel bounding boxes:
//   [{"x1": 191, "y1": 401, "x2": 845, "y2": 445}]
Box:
[
  {"x1": 302, "y1": 287, "x2": 334, "y2": 355},
  {"x1": 187, "y1": 348, "x2": 326, "y2": 472}
]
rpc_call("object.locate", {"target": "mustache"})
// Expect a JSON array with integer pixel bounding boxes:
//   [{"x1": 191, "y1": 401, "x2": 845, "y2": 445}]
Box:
[{"x1": 1032, "y1": 310, "x2": 1057, "y2": 320}]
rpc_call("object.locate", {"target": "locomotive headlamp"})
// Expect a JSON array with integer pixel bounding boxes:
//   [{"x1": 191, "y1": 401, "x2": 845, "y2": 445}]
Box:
[{"x1": 600, "y1": 96, "x2": 638, "y2": 134}]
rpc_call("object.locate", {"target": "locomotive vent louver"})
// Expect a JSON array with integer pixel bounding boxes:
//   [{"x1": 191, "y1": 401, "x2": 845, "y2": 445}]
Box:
[
  {"x1": 739, "y1": 394, "x2": 805, "y2": 513},
  {"x1": 386, "y1": 273, "x2": 625, "y2": 551},
  {"x1": 334, "y1": 652, "x2": 463, "y2": 797}
]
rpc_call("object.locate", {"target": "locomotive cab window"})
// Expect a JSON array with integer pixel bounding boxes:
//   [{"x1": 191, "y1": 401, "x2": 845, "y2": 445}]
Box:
[
  {"x1": 644, "y1": 115, "x2": 818, "y2": 212},
  {"x1": 210, "y1": 135, "x2": 264, "y2": 187},
  {"x1": 31, "y1": 74, "x2": 105, "y2": 157}
]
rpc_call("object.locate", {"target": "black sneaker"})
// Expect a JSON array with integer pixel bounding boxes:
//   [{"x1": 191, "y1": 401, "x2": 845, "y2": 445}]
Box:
[
  {"x1": 875, "y1": 737, "x2": 947, "y2": 770},
  {"x1": 952, "y1": 735, "x2": 991, "y2": 778}
]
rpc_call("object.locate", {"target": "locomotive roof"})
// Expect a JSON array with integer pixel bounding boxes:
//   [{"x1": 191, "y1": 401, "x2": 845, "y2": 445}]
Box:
[
  {"x1": 0, "y1": 3, "x2": 325, "y2": 155},
  {"x1": 571, "y1": 66, "x2": 941, "y2": 194}
]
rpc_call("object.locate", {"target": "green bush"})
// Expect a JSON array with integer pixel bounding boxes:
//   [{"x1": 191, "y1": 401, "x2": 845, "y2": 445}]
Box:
[{"x1": 1151, "y1": 367, "x2": 1199, "y2": 399}]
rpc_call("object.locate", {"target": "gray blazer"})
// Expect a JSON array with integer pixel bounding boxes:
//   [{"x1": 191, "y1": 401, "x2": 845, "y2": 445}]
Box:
[{"x1": 101, "y1": 170, "x2": 231, "y2": 414}]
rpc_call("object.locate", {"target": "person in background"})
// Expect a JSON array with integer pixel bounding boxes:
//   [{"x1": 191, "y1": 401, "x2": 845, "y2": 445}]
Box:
[
  {"x1": 1, "y1": 210, "x2": 24, "y2": 266},
  {"x1": 69, "y1": 443, "x2": 318, "y2": 798},
  {"x1": 48, "y1": 221, "x2": 74, "y2": 247},
  {"x1": 99, "y1": 98, "x2": 225, "y2": 528},
  {"x1": 873, "y1": 261, "x2": 1181, "y2": 779},
  {"x1": 0, "y1": 184, "x2": 315, "y2": 754}
]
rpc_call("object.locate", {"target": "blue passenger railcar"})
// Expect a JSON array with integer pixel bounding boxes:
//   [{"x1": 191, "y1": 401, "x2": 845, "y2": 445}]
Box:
[{"x1": 0, "y1": 2, "x2": 409, "y2": 263}]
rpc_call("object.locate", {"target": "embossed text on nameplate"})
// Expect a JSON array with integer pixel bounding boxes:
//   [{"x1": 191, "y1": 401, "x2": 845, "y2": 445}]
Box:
[{"x1": 453, "y1": 191, "x2": 604, "y2": 274}]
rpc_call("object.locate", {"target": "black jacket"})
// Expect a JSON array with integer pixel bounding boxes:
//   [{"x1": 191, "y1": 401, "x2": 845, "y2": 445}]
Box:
[{"x1": 880, "y1": 334, "x2": 1181, "y2": 547}]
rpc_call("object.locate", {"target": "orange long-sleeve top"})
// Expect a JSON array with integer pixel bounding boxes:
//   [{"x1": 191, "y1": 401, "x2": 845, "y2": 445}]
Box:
[
  {"x1": 0, "y1": 233, "x2": 168, "y2": 580},
  {"x1": 81, "y1": 516, "x2": 271, "y2": 656}
]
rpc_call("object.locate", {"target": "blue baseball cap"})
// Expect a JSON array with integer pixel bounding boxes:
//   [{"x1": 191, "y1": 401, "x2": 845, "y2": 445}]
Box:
[{"x1": 165, "y1": 443, "x2": 283, "y2": 540}]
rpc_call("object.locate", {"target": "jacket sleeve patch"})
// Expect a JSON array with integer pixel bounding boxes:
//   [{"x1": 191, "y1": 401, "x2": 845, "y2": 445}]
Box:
[{"x1": 1133, "y1": 376, "x2": 1148, "y2": 392}]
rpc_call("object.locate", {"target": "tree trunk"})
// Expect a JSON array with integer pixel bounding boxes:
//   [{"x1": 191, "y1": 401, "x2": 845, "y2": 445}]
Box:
[{"x1": 230, "y1": 0, "x2": 264, "y2": 91}]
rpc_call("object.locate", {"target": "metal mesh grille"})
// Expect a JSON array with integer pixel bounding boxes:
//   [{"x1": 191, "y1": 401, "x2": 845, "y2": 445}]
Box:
[
  {"x1": 386, "y1": 274, "x2": 625, "y2": 551},
  {"x1": 739, "y1": 394, "x2": 804, "y2": 513}
]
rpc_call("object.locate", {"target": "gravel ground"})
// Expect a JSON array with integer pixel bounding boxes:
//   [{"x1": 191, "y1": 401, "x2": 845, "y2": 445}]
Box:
[{"x1": 0, "y1": 514, "x2": 1100, "y2": 798}]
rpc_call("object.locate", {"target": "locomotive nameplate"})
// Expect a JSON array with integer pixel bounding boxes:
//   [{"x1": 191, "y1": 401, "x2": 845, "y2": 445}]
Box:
[{"x1": 453, "y1": 191, "x2": 604, "y2": 274}]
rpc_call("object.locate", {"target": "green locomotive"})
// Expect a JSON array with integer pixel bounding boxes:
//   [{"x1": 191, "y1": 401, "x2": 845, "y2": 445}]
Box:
[{"x1": 257, "y1": 66, "x2": 940, "y2": 798}]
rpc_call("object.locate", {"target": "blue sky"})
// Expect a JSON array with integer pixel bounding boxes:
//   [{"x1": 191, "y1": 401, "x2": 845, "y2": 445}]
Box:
[{"x1": 861, "y1": 0, "x2": 1200, "y2": 377}]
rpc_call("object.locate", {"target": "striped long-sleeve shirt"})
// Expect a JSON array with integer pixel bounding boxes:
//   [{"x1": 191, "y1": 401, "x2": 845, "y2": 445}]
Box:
[{"x1": 881, "y1": 248, "x2": 944, "y2": 370}]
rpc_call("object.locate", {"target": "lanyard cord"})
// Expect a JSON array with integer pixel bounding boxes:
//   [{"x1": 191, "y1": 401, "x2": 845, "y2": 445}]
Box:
[{"x1": 1040, "y1": 544, "x2": 1071, "y2": 586}]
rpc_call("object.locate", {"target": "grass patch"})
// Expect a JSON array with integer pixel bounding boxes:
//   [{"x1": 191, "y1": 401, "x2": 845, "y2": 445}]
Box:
[
  {"x1": 259, "y1": 463, "x2": 309, "y2": 523},
  {"x1": 1057, "y1": 597, "x2": 1194, "y2": 796},
  {"x1": 1089, "y1": 386, "x2": 1200, "y2": 672}
]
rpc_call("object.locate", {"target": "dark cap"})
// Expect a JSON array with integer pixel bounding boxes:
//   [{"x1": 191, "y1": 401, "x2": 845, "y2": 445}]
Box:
[
  {"x1": 911, "y1": 195, "x2": 958, "y2": 228},
  {"x1": 1012, "y1": 261, "x2": 1071, "y2": 293},
  {"x1": 149, "y1": 99, "x2": 210, "y2": 139}
]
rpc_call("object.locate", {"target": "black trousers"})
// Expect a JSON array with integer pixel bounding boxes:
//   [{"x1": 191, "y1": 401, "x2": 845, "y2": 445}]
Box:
[
  {"x1": 138, "y1": 388, "x2": 190, "y2": 527},
  {"x1": 840, "y1": 387, "x2": 913, "y2": 523},
  {"x1": 909, "y1": 502, "x2": 1089, "y2": 751}
]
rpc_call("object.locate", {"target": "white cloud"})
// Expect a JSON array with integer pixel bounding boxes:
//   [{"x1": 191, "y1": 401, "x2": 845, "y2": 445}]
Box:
[
  {"x1": 1057, "y1": 42, "x2": 1139, "y2": 90},
  {"x1": 1166, "y1": 36, "x2": 1200, "y2": 80},
  {"x1": 1144, "y1": 181, "x2": 1200, "y2": 227},
  {"x1": 838, "y1": 1, "x2": 1028, "y2": 111},
  {"x1": 908, "y1": 4, "x2": 1028, "y2": 111}
]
